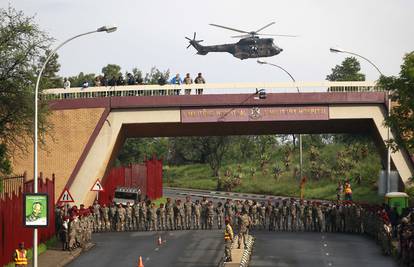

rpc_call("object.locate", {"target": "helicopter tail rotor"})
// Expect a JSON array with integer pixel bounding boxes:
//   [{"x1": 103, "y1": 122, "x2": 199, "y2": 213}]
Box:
[{"x1": 185, "y1": 32, "x2": 207, "y2": 54}]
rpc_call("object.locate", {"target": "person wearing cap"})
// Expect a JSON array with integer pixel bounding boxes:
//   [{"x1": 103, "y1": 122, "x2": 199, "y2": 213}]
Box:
[
  {"x1": 194, "y1": 72, "x2": 205, "y2": 95},
  {"x1": 13, "y1": 242, "x2": 27, "y2": 266},
  {"x1": 183, "y1": 73, "x2": 193, "y2": 95},
  {"x1": 224, "y1": 217, "x2": 234, "y2": 262}
]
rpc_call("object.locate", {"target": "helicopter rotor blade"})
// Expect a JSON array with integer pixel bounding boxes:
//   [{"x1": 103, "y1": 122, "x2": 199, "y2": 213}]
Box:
[
  {"x1": 209, "y1": 23, "x2": 248, "y2": 34},
  {"x1": 186, "y1": 44, "x2": 192, "y2": 49},
  {"x1": 257, "y1": 33, "x2": 298, "y2": 37},
  {"x1": 255, "y1": 22, "x2": 276, "y2": 33},
  {"x1": 185, "y1": 37, "x2": 192, "y2": 41},
  {"x1": 193, "y1": 32, "x2": 196, "y2": 39},
  {"x1": 231, "y1": 35, "x2": 251, "y2": 38}
]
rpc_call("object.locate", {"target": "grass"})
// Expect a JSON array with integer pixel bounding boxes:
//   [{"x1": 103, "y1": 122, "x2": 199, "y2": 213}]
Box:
[
  {"x1": 4, "y1": 237, "x2": 57, "y2": 267},
  {"x1": 164, "y1": 158, "x2": 384, "y2": 204}
]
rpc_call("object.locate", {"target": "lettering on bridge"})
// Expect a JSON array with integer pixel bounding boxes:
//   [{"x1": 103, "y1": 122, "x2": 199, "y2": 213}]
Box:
[{"x1": 181, "y1": 106, "x2": 329, "y2": 123}]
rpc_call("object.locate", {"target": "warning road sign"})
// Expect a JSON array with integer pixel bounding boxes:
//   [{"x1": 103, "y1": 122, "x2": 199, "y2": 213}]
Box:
[
  {"x1": 58, "y1": 188, "x2": 74, "y2": 203},
  {"x1": 91, "y1": 179, "x2": 104, "y2": 192}
]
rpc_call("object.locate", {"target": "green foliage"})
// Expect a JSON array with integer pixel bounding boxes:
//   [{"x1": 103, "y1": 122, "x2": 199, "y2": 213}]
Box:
[
  {"x1": 37, "y1": 50, "x2": 62, "y2": 88},
  {"x1": 0, "y1": 6, "x2": 52, "y2": 175},
  {"x1": 379, "y1": 51, "x2": 414, "y2": 153},
  {"x1": 101, "y1": 64, "x2": 121, "y2": 80},
  {"x1": 165, "y1": 149, "x2": 383, "y2": 203},
  {"x1": 116, "y1": 138, "x2": 169, "y2": 166},
  {"x1": 326, "y1": 57, "x2": 366, "y2": 81},
  {"x1": 68, "y1": 72, "x2": 96, "y2": 87},
  {"x1": 144, "y1": 66, "x2": 170, "y2": 84}
]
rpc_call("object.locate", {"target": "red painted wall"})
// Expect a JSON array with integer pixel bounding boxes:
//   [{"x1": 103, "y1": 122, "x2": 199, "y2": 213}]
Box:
[
  {"x1": 0, "y1": 178, "x2": 55, "y2": 266},
  {"x1": 99, "y1": 157, "x2": 162, "y2": 205}
]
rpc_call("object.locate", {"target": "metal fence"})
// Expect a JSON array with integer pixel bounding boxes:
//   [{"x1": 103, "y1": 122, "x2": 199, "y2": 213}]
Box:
[
  {"x1": 0, "y1": 172, "x2": 26, "y2": 199},
  {"x1": 42, "y1": 81, "x2": 383, "y2": 100}
]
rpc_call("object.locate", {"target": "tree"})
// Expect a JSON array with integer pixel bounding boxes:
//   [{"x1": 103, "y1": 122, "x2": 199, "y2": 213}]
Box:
[
  {"x1": 326, "y1": 57, "x2": 366, "y2": 81},
  {"x1": 68, "y1": 72, "x2": 96, "y2": 87},
  {"x1": 37, "y1": 50, "x2": 62, "y2": 89},
  {"x1": 144, "y1": 67, "x2": 170, "y2": 84},
  {"x1": 379, "y1": 52, "x2": 414, "y2": 153},
  {"x1": 102, "y1": 64, "x2": 121, "y2": 80},
  {"x1": 0, "y1": 6, "x2": 53, "y2": 176}
]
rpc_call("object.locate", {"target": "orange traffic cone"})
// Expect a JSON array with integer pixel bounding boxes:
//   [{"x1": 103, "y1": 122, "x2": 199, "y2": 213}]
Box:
[
  {"x1": 138, "y1": 256, "x2": 144, "y2": 267},
  {"x1": 158, "y1": 236, "x2": 162, "y2": 246}
]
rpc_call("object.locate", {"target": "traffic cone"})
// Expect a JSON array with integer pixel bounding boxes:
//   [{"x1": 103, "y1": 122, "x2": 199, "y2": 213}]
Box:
[
  {"x1": 138, "y1": 256, "x2": 144, "y2": 267},
  {"x1": 158, "y1": 236, "x2": 162, "y2": 246}
]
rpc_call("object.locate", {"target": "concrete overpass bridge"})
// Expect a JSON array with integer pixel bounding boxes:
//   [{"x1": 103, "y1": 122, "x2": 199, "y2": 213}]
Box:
[{"x1": 11, "y1": 81, "x2": 414, "y2": 205}]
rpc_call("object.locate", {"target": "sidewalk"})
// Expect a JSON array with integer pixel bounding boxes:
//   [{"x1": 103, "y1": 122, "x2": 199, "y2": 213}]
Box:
[{"x1": 27, "y1": 242, "x2": 94, "y2": 267}]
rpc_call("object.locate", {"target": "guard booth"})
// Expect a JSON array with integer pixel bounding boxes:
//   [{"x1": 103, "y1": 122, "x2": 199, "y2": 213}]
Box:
[{"x1": 384, "y1": 192, "x2": 409, "y2": 215}]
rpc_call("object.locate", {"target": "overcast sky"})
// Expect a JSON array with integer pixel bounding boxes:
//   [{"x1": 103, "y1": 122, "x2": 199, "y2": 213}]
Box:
[{"x1": 5, "y1": 0, "x2": 414, "y2": 83}]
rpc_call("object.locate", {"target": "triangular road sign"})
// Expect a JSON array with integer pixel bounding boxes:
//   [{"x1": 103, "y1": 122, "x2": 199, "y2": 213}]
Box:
[
  {"x1": 58, "y1": 188, "x2": 74, "y2": 203},
  {"x1": 91, "y1": 179, "x2": 104, "y2": 192}
]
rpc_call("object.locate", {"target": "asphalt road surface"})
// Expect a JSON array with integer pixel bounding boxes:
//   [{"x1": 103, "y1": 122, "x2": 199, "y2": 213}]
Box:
[
  {"x1": 67, "y1": 230, "x2": 223, "y2": 267},
  {"x1": 250, "y1": 231, "x2": 398, "y2": 267}
]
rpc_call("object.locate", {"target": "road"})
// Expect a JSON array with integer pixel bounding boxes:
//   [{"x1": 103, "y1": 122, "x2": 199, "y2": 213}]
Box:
[
  {"x1": 250, "y1": 231, "x2": 398, "y2": 267},
  {"x1": 67, "y1": 230, "x2": 223, "y2": 267}
]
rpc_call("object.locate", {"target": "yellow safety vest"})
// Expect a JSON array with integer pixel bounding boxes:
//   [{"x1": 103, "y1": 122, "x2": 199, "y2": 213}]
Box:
[
  {"x1": 224, "y1": 224, "x2": 234, "y2": 241},
  {"x1": 14, "y1": 249, "x2": 28, "y2": 265},
  {"x1": 345, "y1": 186, "x2": 352, "y2": 194}
]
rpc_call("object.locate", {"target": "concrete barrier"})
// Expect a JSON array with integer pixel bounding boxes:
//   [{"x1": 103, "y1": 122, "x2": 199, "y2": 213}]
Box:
[{"x1": 219, "y1": 234, "x2": 255, "y2": 267}]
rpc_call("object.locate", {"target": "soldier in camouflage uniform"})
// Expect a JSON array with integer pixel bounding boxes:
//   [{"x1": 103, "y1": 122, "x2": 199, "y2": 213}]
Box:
[
  {"x1": 237, "y1": 209, "x2": 252, "y2": 249},
  {"x1": 216, "y1": 202, "x2": 225, "y2": 229},
  {"x1": 259, "y1": 202, "x2": 266, "y2": 229},
  {"x1": 298, "y1": 200, "x2": 306, "y2": 231},
  {"x1": 201, "y1": 197, "x2": 208, "y2": 230},
  {"x1": 272, "y1": 202, "x2": 281, "y2": 231},
  {"x1": 290, "y1": 199, "x2": 297, "y2": 231},
  {"x1": 175, "y1": 199, "x2": 185, "y2": 230},
  {"x1": 125, "y1": 202, "x2": 133, "y2": 231},
  {"x1": 193, "y1": 200, "x2": 201, "y2": 230},
  {"x1": 139, "y1": 200, "x2": 148, "y2": 231},
  {"x1": 316, "y1": 203, "x2": 324, "y2": 232},
  {"x1": 157, "y1": 203, "x2": 166, "y2": 230},
  {"x1": 165, "y1": 198, "x2": 175, "y2": 230},
  {"x1": 207, "y1": 201, "x2": 215, "y2": 230},
  {"x1": 148, "y1": 202, "x2": 158, "y2": 231},
  {"x1": 101, "y1": 204, "x2": 110, "y2": 231},
  {"x1": 68, "y1": 216, "x2": 78, "y2": 250},
  {"x1": 184, "y1": 196, "x2": 193, "y2": 230},
  {"x1": 92, "y1": 200, "x2": 101, "y2": 232},
  {"x1": 225, "y1": 199, "x2": 235, "y2": 225},
  {"x1": 116, "y1": 203, "x2": 126, "y2": 232},
  {"x1": 132, "y1": 202, "x2": 140, "y2": 230},
  {"x1": 305, "y1": 202, "x2": 313, "y2": 231},
  {"x1": 109, "y1": 203, "x2": 117, "y2": 231},
  {"x1": 250, "y1": 201, "x2": 258, "y2": 230},
  {"x1": 281, "y1": 200, "x2": 289, "y2": 231}
]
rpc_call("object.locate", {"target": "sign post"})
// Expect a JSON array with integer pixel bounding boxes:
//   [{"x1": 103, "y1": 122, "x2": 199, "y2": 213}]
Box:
[
  {"x1": 91, "y1": 179, "x2": 104, "y2": 201},
  {"x1": 23, "y1": 194, "x2": 49, "y2": 227}
]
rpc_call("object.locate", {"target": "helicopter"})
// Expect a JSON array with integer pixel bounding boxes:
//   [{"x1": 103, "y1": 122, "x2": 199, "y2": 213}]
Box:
[{"x1": 186, "y1": 22, "x2": 296, "y2": 60}]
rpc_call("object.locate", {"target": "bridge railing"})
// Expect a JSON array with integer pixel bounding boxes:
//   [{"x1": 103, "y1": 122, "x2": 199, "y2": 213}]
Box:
[{"x1": 42, "y1": 81, "x2": 383, "y2": 100}]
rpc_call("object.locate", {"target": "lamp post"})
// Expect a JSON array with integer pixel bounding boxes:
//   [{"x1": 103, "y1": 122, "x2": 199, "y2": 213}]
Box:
[
  {"x1": 33, "y1": 25, "x2": 117, "y2": 267},
  {"x1": 329, "y1": 47, "x2": 389, "y2": 192},
  {"x1": 256, "y1": 60, "x2": 303, "y2": 182}
]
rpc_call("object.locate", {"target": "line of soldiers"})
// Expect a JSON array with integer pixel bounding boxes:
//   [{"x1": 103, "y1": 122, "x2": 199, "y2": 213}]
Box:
[
  {"x1": 55, "y1": 204, "x2": 94, "y2": 251},
  {"x1": 55, "y1": 196, "x2": 414, "y2": 264}
]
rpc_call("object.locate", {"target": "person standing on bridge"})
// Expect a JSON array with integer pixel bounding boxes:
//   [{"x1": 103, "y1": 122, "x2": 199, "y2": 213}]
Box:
[
  {"x1": 183, "y1": 73, "x2": 193, "y2": 95},
  {"x1": 194, "y1": 72, "x2": 205, "y2": 95},
  {"x1": 224, "y1": 218, "x2": 234, "y2": 262}
]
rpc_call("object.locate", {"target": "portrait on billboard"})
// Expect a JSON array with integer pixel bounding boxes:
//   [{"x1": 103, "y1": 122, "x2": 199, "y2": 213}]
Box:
[{"x1": 23, "y1": 193, "x2": 48, "y2": 227}]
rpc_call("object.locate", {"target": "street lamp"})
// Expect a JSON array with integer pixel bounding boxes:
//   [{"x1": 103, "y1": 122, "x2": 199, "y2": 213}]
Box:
[
  {"x1": 256, "y1": 60, "x2": 303, "y2": 183},
  {"x1": 329, "y1": 47, "x2": 390, "y2": 192},
  {"x1": 33, "y1": 25, "x2": 117, "y2": 267}
]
